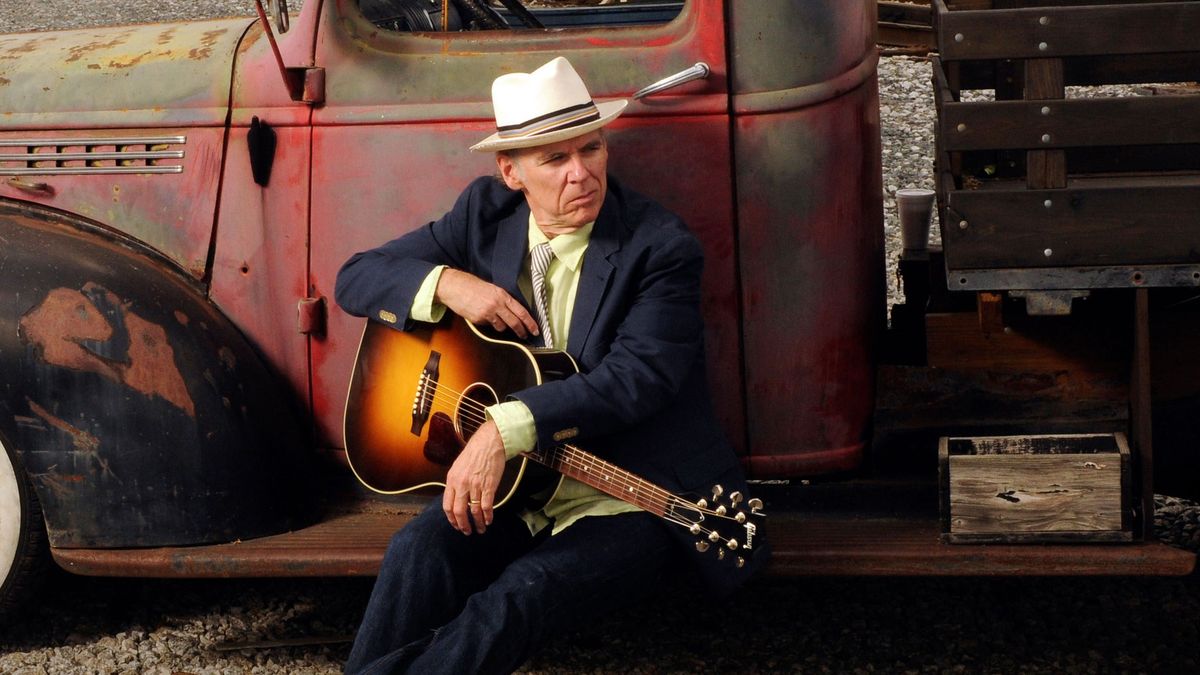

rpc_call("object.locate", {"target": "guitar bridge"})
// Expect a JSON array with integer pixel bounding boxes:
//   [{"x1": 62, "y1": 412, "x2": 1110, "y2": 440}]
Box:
[{"x1": 411, "y1": 350, "x2": 441, "y2": 436}]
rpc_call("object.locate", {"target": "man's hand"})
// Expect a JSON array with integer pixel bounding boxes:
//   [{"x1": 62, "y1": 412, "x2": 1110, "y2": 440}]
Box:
[
  {"x1": 436, "y1": 268, "x2": 540, "y2": 339},
  {"x1": 443, "y1": 419, "x2": 507, "y2": 535}
]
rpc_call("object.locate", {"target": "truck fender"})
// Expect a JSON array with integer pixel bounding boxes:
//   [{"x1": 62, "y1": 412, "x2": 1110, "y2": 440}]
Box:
[{"x1": 0, "y1": 200, "x2": 315, "y2": 549}]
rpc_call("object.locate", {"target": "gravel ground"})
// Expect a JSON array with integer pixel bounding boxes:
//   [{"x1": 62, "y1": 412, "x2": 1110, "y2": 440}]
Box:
[{"x1": 4, "y1": 4, "x2": 1200, "y2": 674}]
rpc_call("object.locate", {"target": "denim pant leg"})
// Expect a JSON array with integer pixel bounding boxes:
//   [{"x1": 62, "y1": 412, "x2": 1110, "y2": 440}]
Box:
[
  {"x1": 404, "y1": 511, "x2": 676, "y2": 675},
  {"x1": 345, "y1": 500, "x2": 539, "y2": 675}
]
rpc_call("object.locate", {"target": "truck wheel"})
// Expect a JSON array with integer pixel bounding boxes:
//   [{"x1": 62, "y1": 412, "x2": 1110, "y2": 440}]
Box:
[{"x1": 0, "y1": 433, "x2": 48, "y2": 621}]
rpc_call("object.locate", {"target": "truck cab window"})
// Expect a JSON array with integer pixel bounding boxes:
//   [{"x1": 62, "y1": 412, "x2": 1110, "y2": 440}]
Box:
[{"x1": 358, "y1": 0, "x2": 684, "y2": 32}]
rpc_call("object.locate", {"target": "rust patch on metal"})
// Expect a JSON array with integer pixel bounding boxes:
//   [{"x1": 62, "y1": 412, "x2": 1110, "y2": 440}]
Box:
[
  {"x1": 25, "y1": 398, "x2": 118, "y2": 482},
  {"x1": 218, "y1": 346, "x2": 236, "y2": 371},
  {"x1": 65, "y1": 33, "x2": 133, "y2": 63},
  {"x1": 157, "y1": 28, "x2": 178, "y2": 45},
  {"x1": 107, "y1": 50, "x2": 153, "y2": 70},
  {"x1": 19, "y1": 283, "x2": 196, "y2": 417},
  {"x1": 26, "y1": 399, "x2": 100, "y2": 455},
  {"x1": 0, "y1": 77, "x2": 8, "y2": 86},
  {"x1": 188, "y1": 29, "x2": 229, "y2": 60}
]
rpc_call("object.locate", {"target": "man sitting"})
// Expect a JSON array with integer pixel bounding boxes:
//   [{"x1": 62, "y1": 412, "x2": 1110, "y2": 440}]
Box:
[{"x1": 336, "y1": 56, "x2": 762, "y2": 675}]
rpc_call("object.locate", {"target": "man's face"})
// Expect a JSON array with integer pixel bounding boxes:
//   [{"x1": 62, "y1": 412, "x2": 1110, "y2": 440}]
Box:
[{"x1": 496, "y1": 130, "x2": 608, "y2": 236}]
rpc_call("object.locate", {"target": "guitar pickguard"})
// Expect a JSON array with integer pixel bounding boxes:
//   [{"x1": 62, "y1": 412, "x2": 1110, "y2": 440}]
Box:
[{"x1": 423, "y1": 412, "x2": 462, "y2": 466}]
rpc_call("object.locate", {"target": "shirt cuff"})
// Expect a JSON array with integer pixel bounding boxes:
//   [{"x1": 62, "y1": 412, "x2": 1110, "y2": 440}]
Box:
[
  {"x1": 408, "y1": 265, "x2": 448, "y2": 323},
  {"x1": 486, "y1": 400, "x2": 537, "y2": 460}
]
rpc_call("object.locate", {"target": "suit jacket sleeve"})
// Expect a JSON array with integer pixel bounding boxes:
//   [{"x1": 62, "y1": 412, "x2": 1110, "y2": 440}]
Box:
[
  {"x1": 513, "y1": 226, "x2": 706, "y2": 452},
  {"x1": 333, "y1": 178, "x2": 484, "y2": 326}
]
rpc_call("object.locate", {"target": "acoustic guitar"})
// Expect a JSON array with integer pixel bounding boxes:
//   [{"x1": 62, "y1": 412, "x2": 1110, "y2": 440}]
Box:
[{"x1": 343, "y1": 315, "x2": 765, "y2": 569}]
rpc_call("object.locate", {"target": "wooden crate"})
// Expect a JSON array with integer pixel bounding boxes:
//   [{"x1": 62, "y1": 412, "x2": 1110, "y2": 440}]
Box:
[
  {"x1": 931, "y1": 0, "x2": 1200, "y2": 291},
  {"x1": 939, "y1": 432, "x2": 1133, "y2": 543}
]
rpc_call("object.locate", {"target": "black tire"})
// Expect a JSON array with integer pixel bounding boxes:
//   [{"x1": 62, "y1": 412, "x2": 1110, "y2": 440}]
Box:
[{"x1": 0, "y1": 432, "x2": 49, "y2": 623}]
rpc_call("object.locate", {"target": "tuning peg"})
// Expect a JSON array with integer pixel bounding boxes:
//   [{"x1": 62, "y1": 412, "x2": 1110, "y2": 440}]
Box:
[
  {"x1": 729, "y1": 491, "x2": 743, "y2": 505},
  {"x1": 748, "y1": 497, "x2": 764, "y2": 513},
  {"x1": 735, "y1": 512, "x2": 747, "y2": 524},
  {"x1": 736, "y1": 557, "x2": 745, "y2": 568},
  {"x1": 689, "y1": 523, "x2": 701, "y2": 536},
  {"x1": 717, "y1": 548, "x2": 726, "y2": 560},
  {"x1": 715, "y1": 505, "x2": 727, "y2": 516},
  {"x1": 708, "y1": 530, "x2": 720, "y2": 543},
  {"x1": 695, "y1": 541, "x2": 710, "y2": 553},
  {"x1": 726, "y1": 538, "x2": 739, "y2": 550},
  {"x1": 696, "y1": 498, "x2": 708, "y2": 509},
  {"x1": 712, "y1": 484, "x2": 724, "y2": 498}
]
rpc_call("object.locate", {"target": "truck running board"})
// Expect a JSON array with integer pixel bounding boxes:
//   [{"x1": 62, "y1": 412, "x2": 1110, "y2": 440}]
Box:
[{"x1": 50, "y1": 484, "x2": 1195, "y2": 578}]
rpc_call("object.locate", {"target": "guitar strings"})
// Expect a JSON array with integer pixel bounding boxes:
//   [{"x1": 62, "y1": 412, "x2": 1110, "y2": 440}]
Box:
[{"x1": 414, "y1": 382, "x2": 749, "y2": 547}]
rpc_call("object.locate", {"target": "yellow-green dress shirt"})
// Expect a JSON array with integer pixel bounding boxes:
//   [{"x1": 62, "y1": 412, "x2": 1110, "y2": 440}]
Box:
[{"x1": 409, "y1": 214, "x2": 640, "y2": 535}]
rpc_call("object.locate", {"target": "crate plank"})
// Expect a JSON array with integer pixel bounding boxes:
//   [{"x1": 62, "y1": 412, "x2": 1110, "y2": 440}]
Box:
[
  {"x1": 942, "y1": 96, "x2": 1200, "y2": 151},
  {"x1": 949, "y1": 453, "x2": 1125, "y2": 534},
  {"x1": 944, "y1": 177, "x2": 1200, "y2": 269},
  {"x1": 940, "y1": 433, "x2": 1133, "y2": 543},
  {"x1": 938, "y1": 3, "x2": 1200, "y2": 60}
]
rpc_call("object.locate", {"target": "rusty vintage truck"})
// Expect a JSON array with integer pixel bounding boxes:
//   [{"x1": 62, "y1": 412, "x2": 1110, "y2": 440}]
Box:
[{"x1": 2, "y1": 0, "x2": 1198, "y2": 618}]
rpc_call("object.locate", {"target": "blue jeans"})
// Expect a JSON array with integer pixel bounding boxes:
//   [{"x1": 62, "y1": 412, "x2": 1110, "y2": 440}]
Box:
[{"x1": 344, "y1": 501, "x2": 675, "y2": 675}]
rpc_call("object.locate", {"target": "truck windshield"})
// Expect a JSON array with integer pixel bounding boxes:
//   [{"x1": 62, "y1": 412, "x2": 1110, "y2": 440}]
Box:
[{"x1": 359, "y1": 0, "x2": 684, "y2": 32}]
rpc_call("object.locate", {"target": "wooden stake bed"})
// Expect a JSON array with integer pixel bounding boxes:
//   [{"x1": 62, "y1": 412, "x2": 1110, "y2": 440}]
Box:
[{"x1": 49, "y1": 481, "x2": 1195, "y2": 579}]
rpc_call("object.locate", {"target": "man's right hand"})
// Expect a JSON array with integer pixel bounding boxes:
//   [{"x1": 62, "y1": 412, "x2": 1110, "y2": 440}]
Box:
[{"x1": 435, "y1": 268, "x2": 541, "y2": 340}]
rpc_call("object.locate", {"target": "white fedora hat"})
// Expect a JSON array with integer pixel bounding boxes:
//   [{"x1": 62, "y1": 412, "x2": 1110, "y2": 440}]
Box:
[{"x1": 470, "y1": 56, "x2": 627, "y2": 153}]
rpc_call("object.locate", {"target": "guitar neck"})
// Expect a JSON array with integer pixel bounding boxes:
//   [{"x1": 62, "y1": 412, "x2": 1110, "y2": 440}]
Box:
[{"x1": 528, "y1": 444, "x2": 673, "y2": 518}]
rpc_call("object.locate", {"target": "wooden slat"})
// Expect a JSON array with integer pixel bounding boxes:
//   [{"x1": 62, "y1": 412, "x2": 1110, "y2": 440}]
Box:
[
  {"x1": 943, "y1": 95, "x2": 1200, "y2": 151},
  {"x1": 1132, "y1": 289, "x2": 1155, "y2": 540},
  {"x1": 944, "y1": 177, "x2": 1200, "y2": 269},
  {"x1": 1024, "y1": 58, "x2": 1066, "y2": 189},
  {"x1": 938, "y1": 3, "x2": 1200, "y2": 60}
]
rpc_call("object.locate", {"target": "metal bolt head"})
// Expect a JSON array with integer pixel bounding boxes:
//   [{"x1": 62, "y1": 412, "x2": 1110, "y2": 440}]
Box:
[
  {"x1": 958, "y1": 220, "x2": 968, "y2": 230},
  {"x1": 957, "y1": 123, "x2": 967, "y2": 132},
  {"x1": 1038, "y1": 41, "x2": 1049, "y2": 51},
  {"x1": 1041, "y1": 133, "x2": 1052, "y2": 143},
  {"x1": 1039, "y1": 16, "x2": 1050, "y2": 25},
  {"x1": 955, "y1": 33, "x2": 965, "y2": 43},
  {"x1": 1044, "y1": 248, "x2": 1053, "y2": 258},
  {"x1": 1044, "y1": 199, "x2": 1053, "y2": 208},
  {"x1": 1041, "y1": 106, "x2": 1051, "y2": 115}
]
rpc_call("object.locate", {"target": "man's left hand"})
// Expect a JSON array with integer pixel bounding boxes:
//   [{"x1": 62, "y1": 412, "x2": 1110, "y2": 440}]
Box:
[{"x1": 443, "y1": 419, "x2": 506, "y2": 535}]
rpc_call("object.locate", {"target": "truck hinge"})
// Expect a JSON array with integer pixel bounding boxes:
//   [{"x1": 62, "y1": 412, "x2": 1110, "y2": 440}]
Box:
[
  {"x1": 297, "y1": 297, "x2": 326, "y2": 337},
  {"x1": 286, "y1": 67, "x2": 325, "y2": 105}
]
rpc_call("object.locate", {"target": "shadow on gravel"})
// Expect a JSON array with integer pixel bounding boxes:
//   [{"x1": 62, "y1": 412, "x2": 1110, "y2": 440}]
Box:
[{"x1": 3, "y1": 567, "x2": 1200, "y2": 673}]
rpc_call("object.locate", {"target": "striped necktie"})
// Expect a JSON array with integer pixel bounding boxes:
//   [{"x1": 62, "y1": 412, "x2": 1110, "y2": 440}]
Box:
[{"x1": 530, "y1": 241, "x2": 555, "y2": 349}]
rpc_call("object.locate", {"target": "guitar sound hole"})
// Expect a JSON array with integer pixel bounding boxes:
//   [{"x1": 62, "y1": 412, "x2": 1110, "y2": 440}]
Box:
[{"x1": 457, "y1": 383, "x2": 499, "y2": 439}]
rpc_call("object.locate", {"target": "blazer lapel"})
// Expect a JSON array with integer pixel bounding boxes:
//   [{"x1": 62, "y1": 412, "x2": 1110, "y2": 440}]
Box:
[
  {"x1": 567, "y1": 197, "x2": 620, "y2": 359},
  {"x1": 492, "y1": 203, "x2": 531, "y2": 306}
]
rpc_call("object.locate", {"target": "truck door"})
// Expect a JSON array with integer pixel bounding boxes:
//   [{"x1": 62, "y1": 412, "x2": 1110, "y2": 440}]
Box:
[{"x1": 307, "y1": 0, "x2": 745, "y2": 457}]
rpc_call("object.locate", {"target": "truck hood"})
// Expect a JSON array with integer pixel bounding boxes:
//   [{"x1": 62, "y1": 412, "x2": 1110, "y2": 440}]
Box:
[{"x1": 0, "y1": 17, "x2": 254, "y2": 130}]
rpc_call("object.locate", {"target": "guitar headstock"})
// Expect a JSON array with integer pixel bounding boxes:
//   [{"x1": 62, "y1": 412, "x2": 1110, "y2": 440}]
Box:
[{"x1": 670, "y1": 484, "x2": 766, "y2": 570}]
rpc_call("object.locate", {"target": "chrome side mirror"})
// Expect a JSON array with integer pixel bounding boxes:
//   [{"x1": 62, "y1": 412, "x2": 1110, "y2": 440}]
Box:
[{"x1": 269, "y1": 0, "x2": 290, "y2": 34}]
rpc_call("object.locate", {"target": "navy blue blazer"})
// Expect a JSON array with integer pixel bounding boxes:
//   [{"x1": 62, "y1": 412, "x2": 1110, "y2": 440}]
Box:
[{"x1": 335, "y1": 175, "x2": 764, "y2": 591}]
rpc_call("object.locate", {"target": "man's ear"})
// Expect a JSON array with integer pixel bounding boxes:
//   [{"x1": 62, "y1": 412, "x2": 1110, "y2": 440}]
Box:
[{"x1": 495, "y1": 153, "x2": 525, "y2": 191}]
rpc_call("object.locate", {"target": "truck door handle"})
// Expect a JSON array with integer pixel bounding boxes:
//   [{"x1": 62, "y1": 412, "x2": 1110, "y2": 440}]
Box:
[
  {"x1": 7, "y1": 177, "x2": 55, "y2": 197},
  {"x1": 632, "y1": 62, "x2": 710, "y2": 100}
]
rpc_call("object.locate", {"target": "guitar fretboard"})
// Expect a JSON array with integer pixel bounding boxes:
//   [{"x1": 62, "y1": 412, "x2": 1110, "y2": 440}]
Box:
[{"x1": 528, "y1": 444, "x2": 673, "y2": 517}]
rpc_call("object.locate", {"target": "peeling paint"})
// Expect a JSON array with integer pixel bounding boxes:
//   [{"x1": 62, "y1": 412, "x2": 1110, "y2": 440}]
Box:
[{"x1": 19, "y1": 283, "x2": 197, "y2": 417}]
